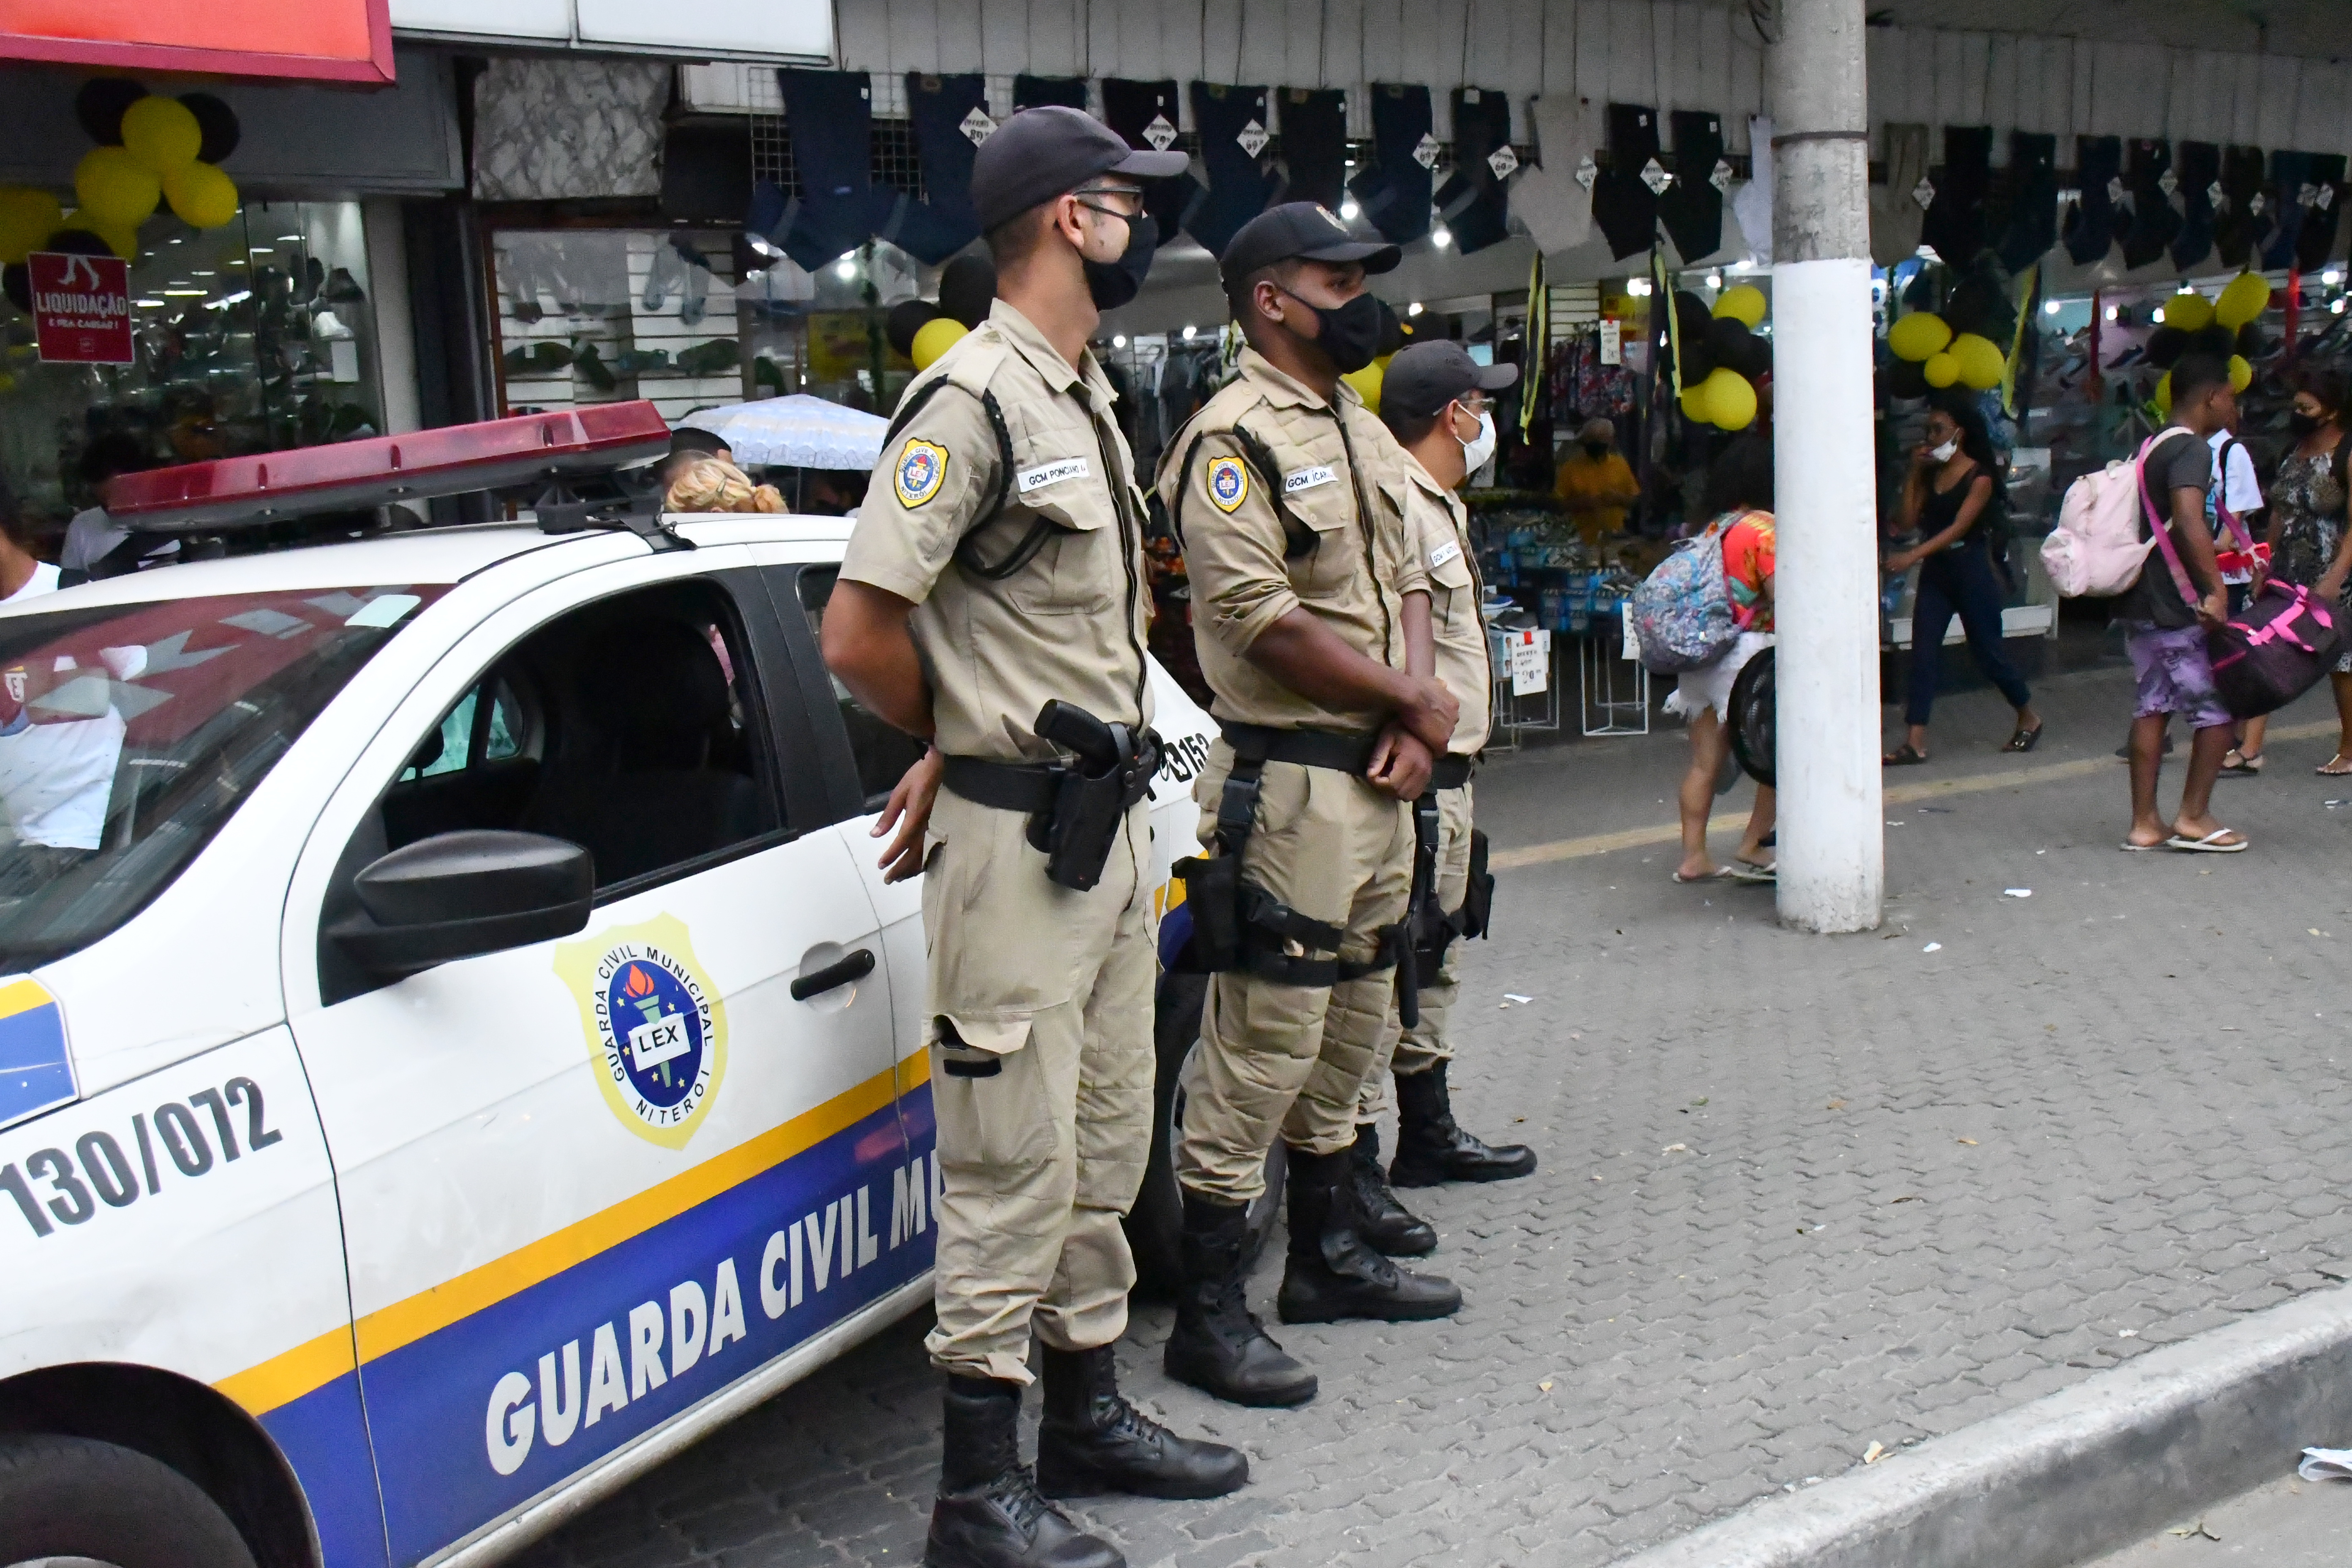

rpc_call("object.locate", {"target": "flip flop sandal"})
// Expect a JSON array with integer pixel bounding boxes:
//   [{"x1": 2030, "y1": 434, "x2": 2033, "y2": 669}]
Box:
[
  {"x1": 1672, "y1": 867, "x2": 1738, "y2": 883},
  {"x1": 1883, "y1": 744, "x2": 1928, "y2": 766},
  {"x1": 2166, "y1": 829, "x2": 2249, "y2": 853},
  {"x1": 1727, "y1": 862, "x2": 1777, "y2": 883},
  {"x1": 2003, "y1": 725, "x2": 2043, "y2": 753},
  {"x1": 2118, "y1": 839, "x2": 2167, "y2": 852},
  {"x1": 2318, "y1": 754, "x2": 2352, "y2": 776},
  {"x1": 2220, "y1": 751, "x2": 2264, "y2": 774}
]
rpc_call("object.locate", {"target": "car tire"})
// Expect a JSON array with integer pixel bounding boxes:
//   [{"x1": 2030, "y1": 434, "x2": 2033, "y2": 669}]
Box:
[
  {"x1": 1123, "y1": 969, "x2": 1287, "y2": 1297},
  {"x1": 0, "y1": 1433, "x2": 258, "y2": 1568}
]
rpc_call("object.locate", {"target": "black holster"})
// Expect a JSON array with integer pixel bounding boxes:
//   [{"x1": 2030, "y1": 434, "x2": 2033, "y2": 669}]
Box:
[{"x1": 940, "y1": 702, "x2": 1161, "y2": 893}]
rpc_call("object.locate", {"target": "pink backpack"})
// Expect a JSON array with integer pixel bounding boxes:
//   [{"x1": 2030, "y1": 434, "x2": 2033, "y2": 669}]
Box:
[{"x1": 2041, "y1": 432, "x2": 2191, "y2": 598}]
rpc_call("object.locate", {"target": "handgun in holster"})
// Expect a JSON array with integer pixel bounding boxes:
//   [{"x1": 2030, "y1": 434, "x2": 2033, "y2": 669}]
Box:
[
  {"x1": 1394, "y1": 794, "x2": 1443, "y2": 1031},
  {"x1": 1026, "y1": 700, "x2": 1160, "y2": 892}
]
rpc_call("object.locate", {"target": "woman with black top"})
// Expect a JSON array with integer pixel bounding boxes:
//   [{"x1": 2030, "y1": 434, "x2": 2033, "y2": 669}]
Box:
[
  {"x1": 1882, "y1": 398, "x2": 2041, "y2": 765},
  {"x1": 2239, "y1": 367, "x2": 2352, "y2": 773}
]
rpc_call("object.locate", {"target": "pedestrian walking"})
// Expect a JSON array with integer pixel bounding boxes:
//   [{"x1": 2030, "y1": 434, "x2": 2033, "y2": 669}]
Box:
[
  {"x1": 2118, "y1": 352, "x2": 2246, "y2": 854},
  {"x1": 2235, "y1": 368, "x2": 2352, "y2": 775},
  {"x1": 821, "y1": 106, "x2": 1244, "y2": 1568},
  {"x1": 1156, "y1": 203, "x2": 1463, "y2": 1412},
  {"x1": 1668, "y1": 437, "x2": 1778, "y2": 884},
  {"x1": 1333, "y1": 340, "x2": 1538, "y2": 1263},
  {"x1": 1882, "y1": 398, "x2": 2041, "y2": 765}
]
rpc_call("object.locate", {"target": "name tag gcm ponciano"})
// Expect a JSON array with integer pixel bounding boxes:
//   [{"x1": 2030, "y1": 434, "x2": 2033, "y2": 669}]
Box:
[
  {"x1": 1283, "y1": 466, "x2": 1337, "y2": 494},
  {"x1": 1017, "y1": 457, "x2": 1091, "y2": 493}
]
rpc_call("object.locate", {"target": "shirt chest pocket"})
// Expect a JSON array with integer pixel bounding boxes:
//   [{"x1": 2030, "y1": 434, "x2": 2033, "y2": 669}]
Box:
[
  {"x1": 1003, "y1": 440, "x2": 1118, "y2": 616},
  {"x1": 1277, "y1": 465, "x2": 1361, "y2": 601},
  {"x1": 1427, "y1": 536, "x2": 1475, "y2": 621}
]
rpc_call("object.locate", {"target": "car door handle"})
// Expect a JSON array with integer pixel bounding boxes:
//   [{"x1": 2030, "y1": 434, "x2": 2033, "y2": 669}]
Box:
[{"x1": 791, "y1": 947, "x2": 876, "y2": 1001}]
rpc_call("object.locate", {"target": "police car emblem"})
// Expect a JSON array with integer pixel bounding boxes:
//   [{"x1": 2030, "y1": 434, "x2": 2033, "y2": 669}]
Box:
[
  {"x1": 555, "y1": 914, "x2": 729, "y2": 1150},
  {"x1": 894, "y1": 438, "x2": 950, "y2": 508},
  {"x1": 1207, "y1": 456, "x2": 1249, "y2": 513}
]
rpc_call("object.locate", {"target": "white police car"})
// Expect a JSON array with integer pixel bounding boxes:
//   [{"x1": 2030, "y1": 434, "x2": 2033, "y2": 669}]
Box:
[{"x1": 0, "y1": 405, "x2": 1258, "y2": 1568}]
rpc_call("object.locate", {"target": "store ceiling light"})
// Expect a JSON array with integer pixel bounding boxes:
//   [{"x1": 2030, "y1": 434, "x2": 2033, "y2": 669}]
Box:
[
  {"x1": 1705, "y1": 272, "x2": 1722, "y2": 290},
  {"x1": 1340, "y1": 198, "x2": 1361, "y2": 220},
  {"x1": 1181, "y1": 324, "x2": 1197, "y2": 340},
  {"x1": 248, "y1": 247, "x2": 273, "y2": 256},
  {"x1": 2336, "y1": 298, "x2": 2348, "y2": 315},
  {"x1": 2043, "y1": 299, "x2": 2062, "y2": 316},
  {"x1": 2104, "y1": 305, "x2": 2118, "y2": 322},
  {"x1": 162, "y1": 288, "x2": 205, "y2": 297},
  {"x1": 217, "y1": 290, "x2": 252, "y2": 307},
  {"x1": 1408, "y1": 302, "x2": 1424, "y2": 316},
  {"x1": 278, "y1": 234, "x2": 303, "y2": 242},
  {"x1": 1111, "y1": 334, "x2": 1127, "y2": 348},
  {"x1": 2326, "y1": 268, "x2": 2346, "y2": 286},
  {"x1": 192, "y1": 270, "x2": 215, "y2": 277},
  {"x1": 1431, "y1": 224, "x2": 1453, "y2": 250},
  {"x1": 134, "y1": 298, "x2": 166, "y2": 308},
  {"x1": 2151, "y1": 306, "x2": 2165, "y2": 323}
]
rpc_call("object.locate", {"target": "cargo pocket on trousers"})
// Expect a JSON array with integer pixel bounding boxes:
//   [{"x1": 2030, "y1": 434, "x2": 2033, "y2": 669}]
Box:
[{"x1": 932, "y1": 1014, "x2": 1055, "y2": 1173}]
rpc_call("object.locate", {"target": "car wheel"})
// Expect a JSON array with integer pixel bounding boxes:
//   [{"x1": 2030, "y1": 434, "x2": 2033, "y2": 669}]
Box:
[
  {"x1": 1123, "y1": 969, "x2": 1287, "y2": 1297},
  {"x1": 0, "y1": 1434, "x2": 257, "y2": 1568}
]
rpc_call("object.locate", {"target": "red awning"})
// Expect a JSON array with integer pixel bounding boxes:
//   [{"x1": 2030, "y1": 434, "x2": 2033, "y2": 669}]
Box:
[{"x1": 0, "y1": 0, "x2": 395, "y2": 86}]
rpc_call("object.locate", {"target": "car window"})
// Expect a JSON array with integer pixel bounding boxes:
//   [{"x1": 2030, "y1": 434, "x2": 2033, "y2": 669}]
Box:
[
  {"x1": 398, "y1": 678, "x2": 526, "y2": 782},
  {"x1": 795, "y1": 566, "x2": 927, "y2": 808},
  {"x1": 0, "y1": 585, "x2": 446, "y2": 969}
]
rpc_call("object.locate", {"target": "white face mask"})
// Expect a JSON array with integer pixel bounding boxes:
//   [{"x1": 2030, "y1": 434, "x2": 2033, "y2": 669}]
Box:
[
  {"x1": 1458, "y1": 407, "x2": 1498, "y2": 476},
  {"x1": 1929, "y1": 437, "x2": 1960, "y2": 463}
]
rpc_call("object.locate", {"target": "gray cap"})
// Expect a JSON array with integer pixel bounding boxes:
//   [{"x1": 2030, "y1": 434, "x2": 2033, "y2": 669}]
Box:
[
  {"x1": 1219, "y1": 202, "x2": 1402, "y2": 282},
  {"x1": 970, "y1": 106, "x2": 1191, "y2": 231},
  {"x1": 1380, "y1": 340, "x2": 1519, "y2": 419}
]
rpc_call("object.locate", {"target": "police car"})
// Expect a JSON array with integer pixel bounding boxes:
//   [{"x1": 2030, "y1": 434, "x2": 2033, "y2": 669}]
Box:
[{"x1": 0, "y1": 404, "x2": 1266, "y2": 1568}]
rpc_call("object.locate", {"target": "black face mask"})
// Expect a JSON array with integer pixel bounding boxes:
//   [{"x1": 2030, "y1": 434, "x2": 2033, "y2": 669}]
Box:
[
  {"x1": 2291, "y1": 410, "x2": 2323, "y2": 438},
  {"x1": 1582, "y1": 440, "x2": 1611, "y2": 459},
  {"x1": 1079, "y1": 209, "x2": 1157, "y2": 311},
  {"x1": 1280, "y1": 288, "x2": 1384, "y2": 374}
]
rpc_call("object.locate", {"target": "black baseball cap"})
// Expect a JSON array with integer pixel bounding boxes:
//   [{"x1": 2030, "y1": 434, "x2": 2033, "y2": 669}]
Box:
[
  {"x1": 1219, "y1": 202, "x2": 1402, "y2": 282},
  {"x1": 970, "y1": 106, "x2": 1191, "y2": 231},
  {"x1": 1381, "y1": 340, "x2": 1519, "y2": 419}
]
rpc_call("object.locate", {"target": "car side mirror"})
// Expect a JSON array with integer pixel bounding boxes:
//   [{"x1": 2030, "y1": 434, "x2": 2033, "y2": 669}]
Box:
[{"x1": 331, "y1": 830, "x2": 593, "y2": 978}]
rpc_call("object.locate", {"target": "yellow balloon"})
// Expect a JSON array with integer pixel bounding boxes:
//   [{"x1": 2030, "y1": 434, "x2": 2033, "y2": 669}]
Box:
[
  {"x1": 2216, "y1": 271, "x2": 2271, "y2": 329},
  {"x1": 1950, "y1": 332, "x2": 2006, "y2": 391},
  {"x1": 2162, "y1": 291, "x2": 2213, "y2": 332},
  {"x1": 74, "y1": 147, "x2": 161, "y2": 229},
  {"x1": 120, "y1": 95, "x2": 204, "y2": 174},
  {"x1": 1341, "y1": 359, "x2": 1383, "y2": 413},
  {"x1": 909, "y1": 316, "x2": 968, "y2": 371},
  {"x1": 2154, "y1": 370, "x2": 2172, "y2": 414},
  {"x1": 1888, "y1": 311, "x2": 1952, "y2": 364},
  {"x1": 1922, "y1": 351, "x2": 1960, "y2": 389},
  {"x1": 1712, "y1": 283, "x2": 1767, "y2": 328},
  {"x1": 1702, "y1": 368, "x2": 1757, "y2": 430},
  {"x1": 0, "y1": 187, "x2": 63, "y2": 265},
  {"x1": 62, "y1": 210, "x2": 142, "y2": 261},
  {"x1": 2229, "y1": 354, "x2": 2253, "y2": 394},
  {"x1": 1679, "y1": 384, "x2": 1713, "y2": 423},
  {"x1": 162, "y1": 161, "x2": 240, "y2": 230}
]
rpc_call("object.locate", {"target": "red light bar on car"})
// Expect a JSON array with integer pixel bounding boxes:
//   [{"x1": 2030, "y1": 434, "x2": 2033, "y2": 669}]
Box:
[{"x1": 104, "y1": 403, "x2": 674, "y2": 531}]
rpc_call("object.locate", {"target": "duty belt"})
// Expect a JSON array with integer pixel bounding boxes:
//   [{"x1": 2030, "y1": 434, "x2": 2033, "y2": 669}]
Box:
[
  {"x1": 939, "y1": 702, "x2": 1160, "y2": 891},
  {"x1": 1217, "y1": 721, "x2": 1382, "y2": 774},
  {"x1": 940, "y1": 756, "x2": 1062, "y2": 814},
  {"x1": 1427, "y1": 754, "x2": 1473, "y2": 791}
]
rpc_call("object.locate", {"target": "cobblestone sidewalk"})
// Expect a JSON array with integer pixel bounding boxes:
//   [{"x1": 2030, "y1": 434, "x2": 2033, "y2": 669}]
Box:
[{"x1": 514, "y1": 666, "x2": 2352, "y2": 1568}]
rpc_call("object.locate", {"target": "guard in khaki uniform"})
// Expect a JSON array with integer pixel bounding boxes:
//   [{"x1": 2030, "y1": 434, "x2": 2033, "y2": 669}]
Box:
[
  {"x1": 1337, "y1": 342, "x2": 1541, "y2": 1260},
  {"x1": 823, "y1": 107, "x2": 1242, "y2": 1568},
  {"x1": 1155, "y1": 204, "x2": 1465, "y2": 1412}
]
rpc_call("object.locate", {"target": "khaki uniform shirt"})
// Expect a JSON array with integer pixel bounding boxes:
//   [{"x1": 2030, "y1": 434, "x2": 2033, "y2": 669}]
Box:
[
  {"x1": 1157, "y1": 348, "x2": 1427, "y2": 731},
  {"x1": 1400, "y1": 454, "x2": 1492, "y2": 755},
  {"x1": 841, "y1": 299, "x2": 1152, "y2": 762}
]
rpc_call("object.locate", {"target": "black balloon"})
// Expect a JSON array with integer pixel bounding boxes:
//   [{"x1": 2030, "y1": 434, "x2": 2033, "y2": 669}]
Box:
[
  {"x1": 75, "y1": 78, "x2": 147, "y2": 145},
  {"x1": 1706, "y1": 316, "x2": 1770, "y2": 378},
  {"x1": 2144, "y1": 326, "x2": 2187, "y2": 369},
  {"x1": 2236, "y1": 323, "x2": 2267, "y2": 360},
  {"x1": 1372, "y1": 297, "x2": 1405, "y2": 358},
  {"x1": 1888, "y1": 357, "x2": 1930, "y2": 399},
  {"x1": 45, "y1": 229, "x2": 114, "y2": 257},
  {"x1": 1944, "y1": 274, "x2": 2004, "y2": 340},
  {"x1": 2, "y1": 264, "x2": 27, "y2": 314},
  {"x1": 886, "y1": 298, "x2": 943, "y2": 358},
  {"x1": 937, "y1": 254, "x2": 997, "y2": 329},
  {"x1": 2191, "y1": 324, "x2": 2236, "y2": 357},
  {"x1": 1672, "y1": 291, "x2": 1717, "y2": 383},
  {"x1": 178, "y1": 93, "x2": 243, "y2": 165}
]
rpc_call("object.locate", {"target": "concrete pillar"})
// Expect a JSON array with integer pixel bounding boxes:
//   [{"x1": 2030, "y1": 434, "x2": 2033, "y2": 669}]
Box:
[{"x1": 1769, "y1": 0, "x2": 1883, "y2": 933}]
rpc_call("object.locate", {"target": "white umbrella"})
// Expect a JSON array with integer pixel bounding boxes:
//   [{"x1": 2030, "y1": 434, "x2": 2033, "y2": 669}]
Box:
[{"x1": 681, "y1": 395, "x2": 889, "y2": 471}]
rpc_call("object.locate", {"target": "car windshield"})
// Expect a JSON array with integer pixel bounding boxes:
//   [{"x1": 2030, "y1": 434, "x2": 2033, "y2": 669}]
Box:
[{"x1": 0, "y1": 585, "x2": 443, "y2": 969}]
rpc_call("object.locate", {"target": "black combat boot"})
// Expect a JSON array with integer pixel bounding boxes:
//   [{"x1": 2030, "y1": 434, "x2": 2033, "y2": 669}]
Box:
[
  {"x1": 1346, "y1": 1124, "x2": 1436, "y2": 1257},
  {"x1": 1036, "y1": 1344, "x2": 1249, "y2": 1499},
  {"x1": 1162, "y1": 1190, "x2": 1319, "y2": 1408},
  {"x1": 1275, "y1": 1147, "x2": 1462, "y2": 1325},
  {"x1": 924, "y1": 1376, "x2": 1124, "y2": 1568},
  {"x1": 1389, "y1": 1061, "x2": 1538, "y2": 1187}
]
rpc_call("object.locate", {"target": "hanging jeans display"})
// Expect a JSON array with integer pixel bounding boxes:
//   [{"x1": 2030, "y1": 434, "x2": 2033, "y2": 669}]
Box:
[
  {"x1": 1348, "y1": 84, "x2": 1434, "y2": 245},
  {"x1": 1919, "y1": 126, "x2": 1990, "y2": 265},
  {"x1": 2264, "y1": 151, "x2": 2314, "y2": 272},
  {"x1": 2216, "y1": 145, "x2": 2272, "y2": 268},
  {"x1": 1870, "y1": 123, "x2": 1930, "y2": 267},
  {"x1": 2121, "y1": 139, "x2": 2182, "y2": 270},
  {"x1": 776, "y1": 68, "x2": 968, "y2": 267},
  {"x1": 1593, "y1": 103, "x2": 1661, "y2": 261},
  {"x1": 1102, "y1": 78, "x2": 1203, "y2": 249},
  {"x1": 1656, "y1": 110, "x2": 1724, "y2": 263},
  {"x1": 2170, "y1": 141, "x2": 2221, "y2": 271},
  {"x1": 1996, "y1": 131, "x2": 2058, "y2": 273},
  {"x1": 905, "y1": 73, "x2": 988, "y2": 246},
  {"x1": 1436, "y1": 87, "x2": 1513, "y2": 255},
  {"x1": 2298, "y1": 155, "x2": 2348, "y2": 272},
  {"x1": 1188, "y1": 83, "x2": 1279, "y2": 261},
  {"x1": 1279, "y1": 88, "x2": 1349, "y2": 210},
  {"x1": 1514, "y1": 94, "x2": 1603, "y2": 254},
  {"x1": 1014, "y1": 76, "x2": 1088, "y2": 109},
  {"x1": 2063, "y1": 135, "x2": 2123, "y2": 264}
]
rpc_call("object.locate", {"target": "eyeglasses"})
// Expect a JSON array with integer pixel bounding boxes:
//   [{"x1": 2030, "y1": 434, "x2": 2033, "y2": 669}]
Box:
[
  {"x1": 1072, "y1": 185, "x2": 1146, "y2": 218},
  {"x1": 1456, "y1": 394, "x2": 1492, "y2": 416}
]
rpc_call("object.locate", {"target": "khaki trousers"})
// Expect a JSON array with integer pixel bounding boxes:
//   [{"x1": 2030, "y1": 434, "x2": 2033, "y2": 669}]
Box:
[
  {"x1": 1356, "y1": 780, "x2": 1474, "y2": 1120},
  {"x1": 1174, "y1": 740, "x2": 1411, "y2": 1203},
  {"x1": 921, "y1": 790, "x2": 1155, "y2": 1384}
]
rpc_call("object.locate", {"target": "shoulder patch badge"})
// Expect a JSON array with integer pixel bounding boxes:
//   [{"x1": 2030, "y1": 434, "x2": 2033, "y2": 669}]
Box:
[
  {"x1": 894, "y1": 438, "x2": 950, "y2": 508},
  {"x1": 1207, "y1": 455, "x2": 1250, "y2": 513},
  {"x1": 555, "y1": 914, "x2": 729, "y2": 1150}
]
